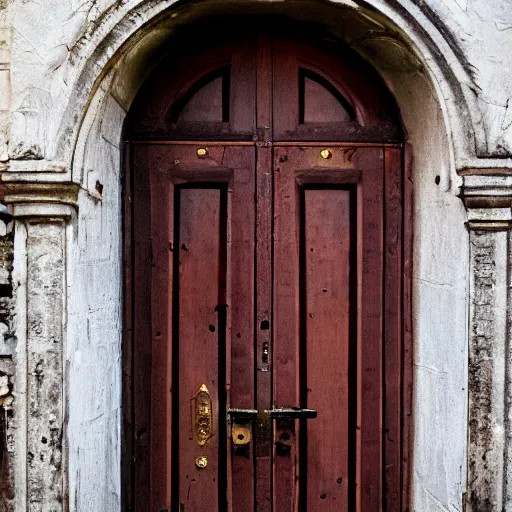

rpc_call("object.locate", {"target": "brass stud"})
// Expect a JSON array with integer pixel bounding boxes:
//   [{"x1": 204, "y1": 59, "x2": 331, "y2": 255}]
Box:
[
  {"x1": 197, "y1": 148, "x2": 208, "y2": 158},
  {"x1": 195, "y1": 456, "x2": 208, "y2": 469},
  {"x1": 320, "y1": 149, "x2": 332, "y2": 160}
]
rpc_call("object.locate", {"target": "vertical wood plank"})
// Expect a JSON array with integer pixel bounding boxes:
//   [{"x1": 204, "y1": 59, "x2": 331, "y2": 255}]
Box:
[
  {"x1": 122, "y1": 142, "x2": 134, "y2": 512},
  {"x1": 178, "y1": 188, "x2": 222, "y2": 511},
  {"x1": 231, "y1": 38, "x2": 257, "y2": 135},
  {"x1": 227, "y1": 146, "x2": 256, "y2": 512},
  {"x1": 256, "y1": 33, "x2": 274, "y2": 512},
  {"x1": 402, "y1": 144, "x2": 414, "y2": 512},
  {"x1": 132, "y1": 145, "x2": 152, "y2": 511},
  {"x1": 149, "y1": 163, "x2": 173, "y2": 510},
  {"x1": 273, "y1": 146, "x2": 300, "y2": 512},
  {"x1": 304, "y1": 189, "x2": 352, "y2": 512},
  {"x1": 357, "y1": 148, "x2": 384, "y2": 511},
  {"x1": 383, "y1": 147, "x2": 403, "y2": 511},
  {"x1": 272, "y1": 37, "x2": 299, "y2": 140}
]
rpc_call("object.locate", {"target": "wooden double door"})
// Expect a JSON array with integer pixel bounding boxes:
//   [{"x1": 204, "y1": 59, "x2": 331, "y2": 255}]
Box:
[{"x1": 126, "y1": 32, "x2": 407, "y2": 512}]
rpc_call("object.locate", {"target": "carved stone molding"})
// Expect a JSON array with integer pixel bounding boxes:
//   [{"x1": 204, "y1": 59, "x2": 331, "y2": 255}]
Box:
[
  {"x1": 461, "y1": 174, "x2": 512, "y2": 510},
  {"x1": 1, "y1": 182, "x2": 79, "y2": 209}
]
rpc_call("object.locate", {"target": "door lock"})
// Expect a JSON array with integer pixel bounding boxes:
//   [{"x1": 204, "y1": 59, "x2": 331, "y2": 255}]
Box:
[
  {"x1": 227, "y1": 407, "x2": 316, "y2": 452},
  {"x1": 232, "y1": 423, "x2": 251, "y2": 446},
  {"x1": 227, "y1": 409, "x2": 258, "y2": 452}
]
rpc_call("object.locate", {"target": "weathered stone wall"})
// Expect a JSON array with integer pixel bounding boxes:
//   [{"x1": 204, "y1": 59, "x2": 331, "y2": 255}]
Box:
[{"x1": 0, "y1": 1, "x2": 511, "y2": 511}]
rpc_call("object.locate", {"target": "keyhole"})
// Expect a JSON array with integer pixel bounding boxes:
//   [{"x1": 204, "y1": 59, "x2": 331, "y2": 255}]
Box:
[{"x1": 237, "y1": 434, "x2": 245, "y2": 441}]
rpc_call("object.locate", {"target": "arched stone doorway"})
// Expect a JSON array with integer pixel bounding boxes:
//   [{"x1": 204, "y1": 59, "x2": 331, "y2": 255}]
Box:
[
  {"x1": 123, "y1": 21, "x2": 408, "y2": 511},
  {"x1": 4, "y1": 1, "x2": 468, "y2": 511}
]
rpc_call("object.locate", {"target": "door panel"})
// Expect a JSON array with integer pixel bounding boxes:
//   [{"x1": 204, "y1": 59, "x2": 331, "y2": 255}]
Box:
[
  {"x1": 132, "y1": 144, "x2": 256, "y2": 512},
  {"x1": 303, "y1": 188, "x2": 352, "y2": 511},
  {"x1": 177, "y1": 187, "x2": 224, "y2": 510},
  {"x1": 272, "y1": 38, "x2": 402, "y2": 142},
  {"x1": 273, "y1": 146, "x2": 386, "y2": 511}
]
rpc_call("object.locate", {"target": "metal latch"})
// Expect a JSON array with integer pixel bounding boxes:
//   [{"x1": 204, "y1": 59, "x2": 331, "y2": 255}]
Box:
[
  {"x1": 265, "y1": 407, "x2": 317, "y2": 419},
  {"x1": 227, "y1": 408, "x2": 258, "y2": 447}
]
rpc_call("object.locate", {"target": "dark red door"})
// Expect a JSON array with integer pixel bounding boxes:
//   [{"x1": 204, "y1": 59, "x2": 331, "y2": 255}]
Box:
[{"x1": 126, "y1": 29, "x2": 406, "y2": 512}]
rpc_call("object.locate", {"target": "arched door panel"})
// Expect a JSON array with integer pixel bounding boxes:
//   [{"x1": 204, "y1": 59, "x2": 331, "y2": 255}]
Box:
[
  {"x1": 126, "y1": 34, "x2": 402, "y2": 143},
  {"x1": 272, "y1": 37, "x2": 402, "y2": 141},
  {"x1": 127, "y1": 40, "x2": 257, "y2": 140}
]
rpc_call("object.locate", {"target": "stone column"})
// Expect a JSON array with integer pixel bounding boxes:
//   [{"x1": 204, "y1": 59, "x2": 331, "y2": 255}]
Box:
[
  {"x1": 462, "y1": 175, "x2": 512, "y2": 510},
  {"x1": 3, "y1": 184, "x2": 77, "y2": 511}
]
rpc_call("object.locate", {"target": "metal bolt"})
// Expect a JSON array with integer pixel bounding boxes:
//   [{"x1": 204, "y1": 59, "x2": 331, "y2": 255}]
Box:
[
  {"x1": 320, "y1": 149, "x2": 332, "y2": 159},
  {"x1": 195, "y1": 456, "x2": 208, "y2": 469},
  {"x1": 197, "y1": 148, "x2": 208, "y2": 158}
]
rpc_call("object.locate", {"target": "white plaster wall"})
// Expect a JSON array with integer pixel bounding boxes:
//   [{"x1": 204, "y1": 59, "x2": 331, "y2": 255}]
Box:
[
  {"x1": 419, "y1": 0, "x2": 512, "y2": 157},
  {"x1": 0, "y1": 0, "x2": 10, "y2": 163},
  {"x1": 66, "y1": 91, "x2": 125, "y2": 511},
  {"x1": 387, "y1": 69, "x2": 469, "y2": 510}
]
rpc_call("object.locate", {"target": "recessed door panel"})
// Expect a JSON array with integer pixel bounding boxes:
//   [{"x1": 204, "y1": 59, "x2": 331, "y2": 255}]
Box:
[
  {"x1": 303, "y1": 188, "x2": 353, "y2": 511},
  {"x1": 177, "y1": 187, "x2": 224, "y2": 510}
]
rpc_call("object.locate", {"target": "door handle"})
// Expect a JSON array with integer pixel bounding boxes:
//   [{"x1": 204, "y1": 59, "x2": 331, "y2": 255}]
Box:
[
  {"x1": 226, "y1": 407, "x2": 316, "y2": 452},
  {"x1": 226, "y1": 408, "x2": 258, "y2": 422},
  {"x1": 227, "y1": 407, "x2": 317, "y2": 420},
  {"x1": 268, "y1": 408, "x2": 317, "y2": 457},
  {"x1": 265, "y1": 407, "x2": 317, "y2": 419}
]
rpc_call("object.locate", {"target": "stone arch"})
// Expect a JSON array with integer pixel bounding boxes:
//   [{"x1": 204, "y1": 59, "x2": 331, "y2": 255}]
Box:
[
  {"x1": 65, "y1": 2, "x2": 469, "y2": 510},
  {"x1": 59, "y1": 0, "x2": 485, "y2": 179}
]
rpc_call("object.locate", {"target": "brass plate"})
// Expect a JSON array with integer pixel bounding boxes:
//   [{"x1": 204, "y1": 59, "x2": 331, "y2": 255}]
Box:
[{"x1": 192, "y1": 384, "x2": 213, "y2": 447}]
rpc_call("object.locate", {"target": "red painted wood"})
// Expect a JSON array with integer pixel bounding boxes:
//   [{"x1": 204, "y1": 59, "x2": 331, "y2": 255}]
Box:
[
  {"x1": 132, "y1": 145, "x2": 153, "y2": 510},
  {"x1": 358, "y1": 147, "x2": 384, "y2": 511},
  {"x1": 273, "y1": 146, "x2": 301, "y2": 512},
  {"x1": 131, "y1": 144, "x2": 256, "y2": 511},
  {"x1": 127, "y1": 29, "x2": 409, "y2": 512},
  {"x1": 304, "y1": 189, "x2": 351, "y2": 511},
  {"x1": 272, "y1": 36, "x2": 402, "y2": 142},
  {"x1": 149, "y1": 158, "x2": 173, "y2": 510},
  {"x1": 126, "y1": 38, "x2": 257, "y2": 141},
  {"x1": 273, "y1": 146, "x2": 388, "y2": 512},
  {"x1": 255, "y1": 34, "x2": 273, "y2": 512},
  {"x1": 228, "y1": 146, "x2": 257, "y2": 512},
  {"x1": 178, "y1": 188, "x2": 222, "y2": 510},
  {"x1": 121, "y1": 143, "x2": 133, "y2": 512},
  {"x1": 402, "y1": 144, "x2": 414, "y2": 512},
  {"x1": 383, "y1": 147, "x2": 403, "y2": 511}
]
